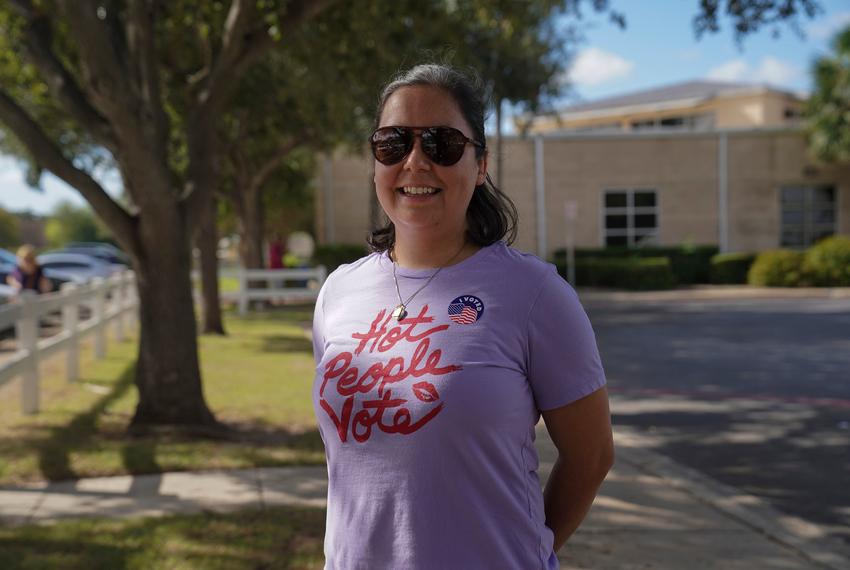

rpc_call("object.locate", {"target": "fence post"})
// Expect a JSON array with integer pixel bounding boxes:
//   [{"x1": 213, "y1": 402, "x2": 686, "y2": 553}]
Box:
[
  {"x1": 92, "y1": 277, "x2": 107, "y2": 359},
  {"x1": 61, "y1": 282, "x2": 80, "y2": 383},
  {"x1": 238, "y1": 267, "x2": 248, "y2": 316},
  {"x1": 16, "y1": 291, "x2": 40, "y2": 414}
]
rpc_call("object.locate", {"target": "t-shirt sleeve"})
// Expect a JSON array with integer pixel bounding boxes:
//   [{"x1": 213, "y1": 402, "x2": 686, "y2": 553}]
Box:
[
  {"x1": 526, "y1": 267, "x2": 607, "y2": 411},
  {"x1": 312, "y1": 277, "x2": 328, "y2": 365}
]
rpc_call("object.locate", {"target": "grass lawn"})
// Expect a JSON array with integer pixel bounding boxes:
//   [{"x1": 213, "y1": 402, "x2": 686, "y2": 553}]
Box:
[
  {"x1": 0, "y1": 505, "x2": 325, "y2": 569},
  {"x1": 0, "y1": 305, "x2": 325, "y2": 485}
]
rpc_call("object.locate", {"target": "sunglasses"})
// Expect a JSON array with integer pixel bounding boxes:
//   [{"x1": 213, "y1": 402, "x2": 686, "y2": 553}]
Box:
[{"x1": 369, "y1": 126, "x2": 484, "y2": 166}]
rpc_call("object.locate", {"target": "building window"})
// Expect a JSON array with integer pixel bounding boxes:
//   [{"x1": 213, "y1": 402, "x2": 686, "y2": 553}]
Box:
[
  {"x1": 780, "y1": 185, "x2": 836, "y2": 248},
  {"x1": 603, "y1": 189, "x2": 659, "y2": 247},
  {"x1": 629, "y1": 113, "x2": 714, "y2": 132}
]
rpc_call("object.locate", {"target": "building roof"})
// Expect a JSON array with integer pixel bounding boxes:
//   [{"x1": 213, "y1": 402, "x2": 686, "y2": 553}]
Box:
[{"x1": 555, "y1": 80, "x2": 802, "y2": 118}]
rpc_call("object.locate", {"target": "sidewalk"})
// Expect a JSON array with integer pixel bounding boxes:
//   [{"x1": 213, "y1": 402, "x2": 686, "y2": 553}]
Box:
[{"x1": 1, "y1": 424, "x2": 847, "y2": 569}]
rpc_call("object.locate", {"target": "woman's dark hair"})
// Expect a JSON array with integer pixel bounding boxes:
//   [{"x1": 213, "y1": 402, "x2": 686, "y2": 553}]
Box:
[{"x1": 367, "y1": 63, "x2": 518, "y2": 253}]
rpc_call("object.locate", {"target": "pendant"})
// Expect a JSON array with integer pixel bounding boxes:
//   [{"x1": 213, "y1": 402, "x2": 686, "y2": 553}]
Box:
[{"x1": 392, "y1": 304, "x2": 407, "y2": 321}]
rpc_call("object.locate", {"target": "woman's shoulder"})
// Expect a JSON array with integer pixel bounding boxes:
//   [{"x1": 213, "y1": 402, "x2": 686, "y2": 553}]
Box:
[
  {"x1": 322, "y1": 251, "x2": 383, "y2": 288},
  {"x1": 485, "y1": 241, "x2": 558, "y2": 280}
]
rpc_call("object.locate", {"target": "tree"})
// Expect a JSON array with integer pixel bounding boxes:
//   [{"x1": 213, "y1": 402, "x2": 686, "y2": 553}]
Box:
[{"x1": 806, "y1": 25, "x2": 850, "y2": 163}]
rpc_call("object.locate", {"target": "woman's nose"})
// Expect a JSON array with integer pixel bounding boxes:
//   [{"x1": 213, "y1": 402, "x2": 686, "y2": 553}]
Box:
[{"x1": 403, "y1": 135, "x2": 431, "y2": 171}]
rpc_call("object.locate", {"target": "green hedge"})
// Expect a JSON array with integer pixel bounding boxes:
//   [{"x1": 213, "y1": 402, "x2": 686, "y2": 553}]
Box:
[
  {"x1": 552, "y1": 245, "x2": 718, "y2": 285},
  {"x1": 554, "y1": 256, "x2": 676, "y2": 290},
  {"x1": 710, "y1": 252, "x2": 758, "y2": 284},
  {"x1": 311, "y1": 243, "x2": 369, "y2": 274},
  {"x1": 804, "y1": 236, "x2": 850, "y2": 286},
  {"x1": 747, "y1": 250, "x2": 809, "y2": 287}
]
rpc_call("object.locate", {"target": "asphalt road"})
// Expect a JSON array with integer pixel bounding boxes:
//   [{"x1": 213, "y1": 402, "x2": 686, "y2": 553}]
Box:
[{"x1": 584, "y1": 296, "x2": 850, "y2": 546}]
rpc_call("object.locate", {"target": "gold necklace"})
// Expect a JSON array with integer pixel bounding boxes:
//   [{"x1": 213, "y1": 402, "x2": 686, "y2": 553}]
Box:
[{"x1": 390, "y1": 242, "x2": 467, "y2": 321}]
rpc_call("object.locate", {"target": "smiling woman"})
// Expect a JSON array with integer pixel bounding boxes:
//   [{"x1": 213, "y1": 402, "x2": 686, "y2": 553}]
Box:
[{"x1": 310, "y1": 63, "x2": 614, "y2": 570}]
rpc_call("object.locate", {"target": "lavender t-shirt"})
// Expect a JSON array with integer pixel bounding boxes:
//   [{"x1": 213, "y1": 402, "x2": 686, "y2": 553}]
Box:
[{"x1": 311, "y1": 240, "x2": 606, "y2": 570}]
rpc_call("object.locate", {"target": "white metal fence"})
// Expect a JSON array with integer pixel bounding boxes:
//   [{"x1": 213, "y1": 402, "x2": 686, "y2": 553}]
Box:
[{"x1": 0, "y1": 272, "x2": 138, "y2": 415}]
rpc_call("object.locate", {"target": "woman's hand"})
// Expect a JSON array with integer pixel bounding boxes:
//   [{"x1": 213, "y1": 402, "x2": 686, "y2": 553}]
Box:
[{"x1": 541, "y1": 386, "x2": 614, "y2": 553}]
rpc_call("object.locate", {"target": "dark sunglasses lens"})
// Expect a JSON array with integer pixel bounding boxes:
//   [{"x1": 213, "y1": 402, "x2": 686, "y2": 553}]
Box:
[
  {"x1": 425, "y1": 128, "x2": 467, "y2": 166},
  {"x1": 371, "y1": 128, "x2": 410, "y2": 165}
]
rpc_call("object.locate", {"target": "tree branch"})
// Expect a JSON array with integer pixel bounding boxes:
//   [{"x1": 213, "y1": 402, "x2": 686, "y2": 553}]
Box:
[
  {"x1": 56, "y1": 0, "x2": 142, "y2": 136},
  {"x1": 249, "y1": 139, "x2": 300, "y2": 192},
  {"x1": 126, "y1": 0, "x2": 169, "y2": 154},
  {"x1": 201, "y1": 0, "x2": 339, "y2": 115},
  {"x1": 9, "y1": 0, "x2": 119, "y2": 152},
  {"x1": 0, "y1": 88, "x2": 137, "y2": 256}
]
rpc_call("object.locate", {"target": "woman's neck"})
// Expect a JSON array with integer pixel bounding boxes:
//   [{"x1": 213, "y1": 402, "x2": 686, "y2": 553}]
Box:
[{"x1": 391, "y1": 233, "x2": 480, "y2": 270}]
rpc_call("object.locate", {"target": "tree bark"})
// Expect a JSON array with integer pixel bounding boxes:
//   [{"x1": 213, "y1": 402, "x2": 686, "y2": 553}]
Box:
[
  {"x1": 129, "y1": 191, "x2": 219, "y2": 432},
  {"x1": 196, "y1": 191, "x2": 225, "y2": 334}
]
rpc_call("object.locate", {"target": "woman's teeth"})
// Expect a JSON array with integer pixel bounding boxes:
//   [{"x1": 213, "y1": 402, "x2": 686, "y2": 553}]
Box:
[{"x1": 400, "y1": 186, "x2": 439, "y2": 195}]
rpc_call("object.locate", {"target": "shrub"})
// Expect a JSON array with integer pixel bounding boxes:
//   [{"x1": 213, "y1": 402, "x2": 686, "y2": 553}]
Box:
[
  {"x1": 710, "y1": 252, "x2": 758, "y2": 284},
  {"x1": 311, "y1": 243, "x2": 369, "y2": 274},
  {"x1": 554, "y1": 256, "x2": 676, "y2": 290},
  {"x1": 748, "y1": 250, "x2": 809, "y2": 287},
  {"x1": 803, "y1": 236, "x2": 850, "y2": 286},
  {"x1": 552, "y1": 244, "x2": 718, "y2": 284}
]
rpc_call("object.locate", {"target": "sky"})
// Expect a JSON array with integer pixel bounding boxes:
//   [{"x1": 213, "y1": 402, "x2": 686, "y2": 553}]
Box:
[{"x1": 1, "y1": 0, "x2": 849, "y2": 217}]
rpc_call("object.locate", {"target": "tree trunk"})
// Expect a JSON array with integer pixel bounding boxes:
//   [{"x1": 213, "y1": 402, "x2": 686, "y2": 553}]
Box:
[
  {"x1": 129, "y1": 201, "x2": 220, "y2": 432},
  {"x1": 196, "y1": 191, "x2": 225, "y2": 334},
  {"x1": 238, "y1": 185, "x2": 266, "y2": 271}
]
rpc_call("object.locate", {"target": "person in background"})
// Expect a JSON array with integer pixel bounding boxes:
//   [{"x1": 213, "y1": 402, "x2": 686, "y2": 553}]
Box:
[
  {"x1": 7, "y1": 244, "x2": 51, "y2": 295},
  {"x1": 267, "y1": 233, "x2": 285, "y2": 270}
]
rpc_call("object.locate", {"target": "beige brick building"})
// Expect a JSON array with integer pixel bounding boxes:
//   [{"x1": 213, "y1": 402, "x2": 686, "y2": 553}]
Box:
[{"x1": 315, "y1": 81, "x2": 850, "y2": 259}]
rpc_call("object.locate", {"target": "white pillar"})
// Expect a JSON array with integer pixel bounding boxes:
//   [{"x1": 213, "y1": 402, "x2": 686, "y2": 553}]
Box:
[
  {"x1": 92, "y1": 277, "x2": 107, "y2": 358},
  {"x1": 16, "y1": 291, "x2": 40, "y2": 414},
  {"x1": 61, "y1": 283, "x2": 80, "y2": 383},
  {"x1": 535, "y1": 135, "x2": 547, "y2": 259},
  {"x1": 718, "y1": 132, "x2": 729, "y2": 253}
]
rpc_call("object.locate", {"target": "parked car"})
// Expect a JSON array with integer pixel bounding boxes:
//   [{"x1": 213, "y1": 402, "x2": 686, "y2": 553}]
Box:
[
  {"x1": 36, "y1": 252, "x2": 119, "y2": 283},
  {"x1": 64, "y1": 242, "x2": 130, "y2": 265}
]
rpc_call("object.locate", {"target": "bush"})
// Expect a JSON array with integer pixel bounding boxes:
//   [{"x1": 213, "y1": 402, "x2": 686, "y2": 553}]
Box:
[
  {"x1": 803, "y1": 236, "x2": 850, "y2": 286},
  {"x1": 710, "y1": 252, "x2": 758, "y2": 284},
  {"x1": 552, "y1": 244, "x2": 718, "y2": 284},
  {"x1": 748, "y1": 250, "x2": 809, "y2": 287},
  {"x1": 311, "y1": 243, "x2": 369, "y2": 274},
  {"x1": 554, "y1": 256, "x2": 676, "y2": 290}
]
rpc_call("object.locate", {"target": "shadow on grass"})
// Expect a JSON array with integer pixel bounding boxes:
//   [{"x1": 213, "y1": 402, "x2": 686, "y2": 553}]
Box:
[
  {"x1": 261, "y1": 334, "x2": 313, "y2": 354},
  {"x1": 34, "y1": 361, "x2": 137, "y2": 482},
  {"x1": 0, "y1": 505, "x2": 326, "y2": 570}
]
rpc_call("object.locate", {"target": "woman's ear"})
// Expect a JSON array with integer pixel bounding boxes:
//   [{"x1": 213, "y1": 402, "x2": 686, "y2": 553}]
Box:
[{"x1": 476, "y1": 152, "x2": 488, "y2": 186}]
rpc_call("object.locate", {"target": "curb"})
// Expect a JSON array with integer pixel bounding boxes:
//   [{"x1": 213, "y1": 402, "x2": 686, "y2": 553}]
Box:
[
  {"x1": 577, "y1": 286, "x2": 850, "y2": 304},
  {"x1": 614, "y1": 427, "x2": 850, "y2": 570}
]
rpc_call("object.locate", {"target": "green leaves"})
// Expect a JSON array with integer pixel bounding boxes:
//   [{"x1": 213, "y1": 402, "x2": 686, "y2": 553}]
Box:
[{"x1": 806, "y1": 25, "x2": 850, "y2": 163}]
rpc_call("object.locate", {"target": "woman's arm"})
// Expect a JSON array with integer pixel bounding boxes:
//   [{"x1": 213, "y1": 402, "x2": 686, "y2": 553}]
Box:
[
  {"x1": 39, "y1": 276, "x2": 52, "y2": 294},
  {"x1": 541, "y1": 386, "x2": 614, "y2": 552},
  {"x1": 6, "y1": 274, "x2": 22, "y2": 291}
]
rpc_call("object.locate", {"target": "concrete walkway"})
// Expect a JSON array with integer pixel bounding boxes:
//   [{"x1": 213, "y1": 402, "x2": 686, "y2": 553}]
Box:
[{"x1": 1, "y1": 425, "x2": 848, "y2": 570}]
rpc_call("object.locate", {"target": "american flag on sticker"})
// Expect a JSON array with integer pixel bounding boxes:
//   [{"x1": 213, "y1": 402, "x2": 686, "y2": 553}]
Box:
[{"x1": 448, "y1": 295, "x2": 484, "y2": 325}]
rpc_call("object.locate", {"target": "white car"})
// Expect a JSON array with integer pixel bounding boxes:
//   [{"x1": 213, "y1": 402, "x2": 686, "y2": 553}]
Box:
[{"x1": 36, "y1": 252, "x2": 119, "y2": 283}]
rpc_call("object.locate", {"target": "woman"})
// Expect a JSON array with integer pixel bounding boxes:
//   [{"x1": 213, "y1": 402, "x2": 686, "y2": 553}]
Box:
[
  {"x1": 312, "y1": 64, "x2": 613, "y2": 569},
  {"x1": 7, "y1": 244, "x2": 51, "y2": 295}
]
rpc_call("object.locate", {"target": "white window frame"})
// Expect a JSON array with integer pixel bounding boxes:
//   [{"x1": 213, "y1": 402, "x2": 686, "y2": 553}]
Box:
[
  {"x1": 779, "y1": 184, "x2": 837, "y2": 249},
  {"x1": 601, "y1": 188, "x2": 659, "y2": 248}
]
